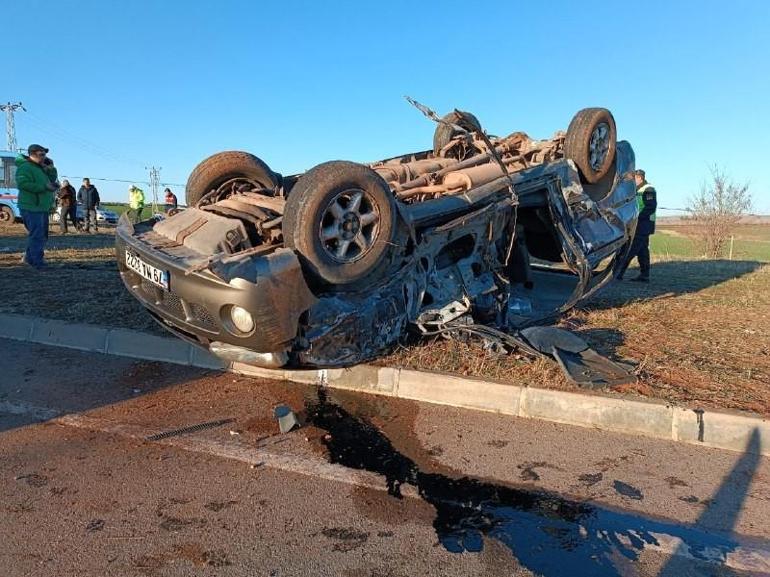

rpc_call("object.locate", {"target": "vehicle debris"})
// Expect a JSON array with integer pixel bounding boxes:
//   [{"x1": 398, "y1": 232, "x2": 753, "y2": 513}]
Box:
[
  {"x1": 274, "y1": 405, "x2": 300, "y2": 434},
  {"x1": 519, "y1": 326, "x2": 636, "y2": 388},
  {"x1": 145, "y1": 418, "x2": 235, "y2": 441},
  {"x1": 116, "y1": 101, "x2": 638, "y2": 375}
]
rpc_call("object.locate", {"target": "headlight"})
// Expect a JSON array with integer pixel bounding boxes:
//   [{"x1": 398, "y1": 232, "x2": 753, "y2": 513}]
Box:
[{"x1": 230, "y1": 306, "x2": 255, "y2": 334}]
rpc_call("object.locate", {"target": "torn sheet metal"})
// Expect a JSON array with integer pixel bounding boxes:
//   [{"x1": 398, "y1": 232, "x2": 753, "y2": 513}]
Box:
[{"x1": 520, "y1": 326, "x2": 636, "y2": 388}]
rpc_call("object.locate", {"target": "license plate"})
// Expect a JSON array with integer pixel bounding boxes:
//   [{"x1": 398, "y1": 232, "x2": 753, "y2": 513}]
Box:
[{"x1": 125, "y1": 251, "x2": 170, "y2": 290}]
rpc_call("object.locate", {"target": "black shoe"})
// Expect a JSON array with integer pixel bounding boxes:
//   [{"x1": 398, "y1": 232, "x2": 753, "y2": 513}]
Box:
[{"x1": 630, "y1": 276, "x2": 649, "y2": 283}]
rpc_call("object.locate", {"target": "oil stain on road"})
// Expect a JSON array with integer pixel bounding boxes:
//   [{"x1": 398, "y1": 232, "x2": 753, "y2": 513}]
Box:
[{"x1": 306, "y1": 389, "x2": 766, "y2": 577}]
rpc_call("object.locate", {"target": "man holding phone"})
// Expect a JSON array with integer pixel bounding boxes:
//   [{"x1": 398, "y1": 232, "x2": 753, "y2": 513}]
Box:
[{"x1": 15, "y1": 144, "x2": 58, "y2": 269}]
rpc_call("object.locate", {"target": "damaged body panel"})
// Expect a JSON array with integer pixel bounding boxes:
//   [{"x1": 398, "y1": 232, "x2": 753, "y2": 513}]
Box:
[{"x1": 115, "y1": 106, "x2": 637, "y2": 369}]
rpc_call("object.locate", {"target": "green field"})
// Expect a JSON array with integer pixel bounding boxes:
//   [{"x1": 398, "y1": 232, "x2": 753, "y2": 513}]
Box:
[
  {"x1": 101, "y1": 203, "x2": 129, "y2": 216},
  {"x1": 651, "y1": 224, "x2": 770, "y2": 262}
]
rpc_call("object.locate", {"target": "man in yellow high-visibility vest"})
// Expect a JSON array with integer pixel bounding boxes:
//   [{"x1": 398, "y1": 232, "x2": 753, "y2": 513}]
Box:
[{"x1": 617, "y1": 169, "x2": 657, "y2": 283}]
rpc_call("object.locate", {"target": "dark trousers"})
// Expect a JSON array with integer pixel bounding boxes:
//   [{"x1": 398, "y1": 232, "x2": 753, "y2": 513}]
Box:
[
  {"x1": 20, "y1": 210, "x2": 49, "y2": 268},
  {"x1": 84, "y1": 208, "x2": 98, "y2": 232},
  {"x1": 127, "y1": 206, "x2": 144, "y2": 224},
  {"x1": 60, "y1": 204, "x2": 78, "y2": 233},
  {"x1": 618, "y1": 233, "x2": 651, "y2": 279}
]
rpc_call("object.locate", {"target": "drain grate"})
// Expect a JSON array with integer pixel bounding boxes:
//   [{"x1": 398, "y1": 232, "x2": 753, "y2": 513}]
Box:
[{"x1": 145, "y1": 418, "x2": 235, "y2": 441}]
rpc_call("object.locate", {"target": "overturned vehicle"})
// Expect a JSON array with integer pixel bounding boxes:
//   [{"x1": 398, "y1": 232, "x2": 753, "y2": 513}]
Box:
[{"x1": 116, "y1": 106, "x2": 638, "y2": 369}]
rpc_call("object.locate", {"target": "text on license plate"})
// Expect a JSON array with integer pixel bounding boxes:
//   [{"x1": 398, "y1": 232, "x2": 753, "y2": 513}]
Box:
[{"x1": 125, "y1": 251, "x2": 169, "y2": 290}]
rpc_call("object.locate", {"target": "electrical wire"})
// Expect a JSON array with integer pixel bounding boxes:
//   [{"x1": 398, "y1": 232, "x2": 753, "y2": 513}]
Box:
[
  {"x1": 23, "y1": 111, "x2": 147, "y2": 168},
  {"x1": 59, "y1": 175, "x2": 185, "y2": 188}
]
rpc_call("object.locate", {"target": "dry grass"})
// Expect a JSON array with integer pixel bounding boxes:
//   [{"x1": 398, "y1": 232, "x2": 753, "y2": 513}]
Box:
[
  {"x1": 0, "y1": 222, "x2": 161, "y2": 334},
  {"x1": 2, "y1": 220, "x2": 769, "y2": 415},
  {"x1": 382, "y1": 257, "x2": 770, "y2": 415}
]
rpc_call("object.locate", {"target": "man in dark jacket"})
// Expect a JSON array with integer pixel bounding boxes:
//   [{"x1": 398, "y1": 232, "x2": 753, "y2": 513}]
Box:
[
  {"x1": 57, "y1": 179, "x2": 78, "y2": 233},
  {"x1": 617, "y1": 169, "x2": 657, "y2": 282},
  {"x1": 16, "y1": 144, "x2": 58, "y2": 269},
  {"x1": 77, "y1": 178, "x2": 101, "y2": 233}
]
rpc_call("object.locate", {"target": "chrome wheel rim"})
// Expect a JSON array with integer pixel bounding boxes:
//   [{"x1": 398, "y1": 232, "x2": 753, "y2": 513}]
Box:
[
  {"x1": 589, "y1": 122, "x2": 611, "y2": 171},
  {"x1": 319, "y1": 189, "x2": 380, "y2": 263}
]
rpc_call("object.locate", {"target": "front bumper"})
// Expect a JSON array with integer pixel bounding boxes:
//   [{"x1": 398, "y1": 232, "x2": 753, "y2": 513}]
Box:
[{"x1": 115, "y1": 218, "x2": 316, "y2": 357}]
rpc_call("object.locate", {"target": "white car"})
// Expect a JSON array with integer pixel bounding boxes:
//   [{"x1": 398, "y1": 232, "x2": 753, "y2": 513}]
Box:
[{"x1": 53, "y1": 205, "x2": 118, "y2": 225}]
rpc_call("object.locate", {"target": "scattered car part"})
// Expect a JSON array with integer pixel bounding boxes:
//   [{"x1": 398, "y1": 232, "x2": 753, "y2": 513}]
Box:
[
  {"x1": 520, "y1": 326, "x2": 636, "y2": 388},
  {"x1": 145, "y1": 418, "x2": 235, "y2": 441},
  {"x1": 274, "y1": 405, "x2": 300, "y2": 434}
]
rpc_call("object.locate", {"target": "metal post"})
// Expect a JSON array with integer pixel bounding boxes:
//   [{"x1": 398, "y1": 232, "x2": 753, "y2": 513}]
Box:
[
  {"x1": 729, "y1": 235, "x2": 734, "y2": 260},
  {"x1": 145, "y1": 166, "x2": 161, "y2": 215},
  {"x1": 0, "y1": 102, "x2": 25, "y2": 152}
]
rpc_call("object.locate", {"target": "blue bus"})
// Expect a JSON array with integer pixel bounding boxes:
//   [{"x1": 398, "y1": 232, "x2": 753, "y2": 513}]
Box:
[{"x1": 0, "y1": 150, "x2": 20, "y2": 223}]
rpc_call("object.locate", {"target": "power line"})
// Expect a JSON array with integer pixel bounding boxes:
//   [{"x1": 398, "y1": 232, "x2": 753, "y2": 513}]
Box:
[
  {"x1": 23, "y1": 109, "x2": 147, "y2": 168},
  {"x1": 60, "y1": 174, "x2": 185, "y2": 188},
  {"x1": 0, "y1": 102, "x2": 25, "y2": 151}
]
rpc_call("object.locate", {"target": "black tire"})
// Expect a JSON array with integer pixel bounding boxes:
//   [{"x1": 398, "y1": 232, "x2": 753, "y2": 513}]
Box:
[
  {"x1": 185, "y1": 151, "x2": 280, "y2": 206},
  {"x1": 0, "y1": 206, "x2": 12, "y2": 223},
  {"x1": 433, "y1": 111, "x2": 483, "y2": 156},
  {"x1": 564, "y1": 108, "x2": 617, "y2": 184},
  {"x1": 283, "y1": 161, "x2": 398, "y2": 289}
]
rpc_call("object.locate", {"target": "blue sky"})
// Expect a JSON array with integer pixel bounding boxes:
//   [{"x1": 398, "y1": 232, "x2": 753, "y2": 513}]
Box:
[{"x1": 3, "y1": 0, "x2": 769, "y2": 213}]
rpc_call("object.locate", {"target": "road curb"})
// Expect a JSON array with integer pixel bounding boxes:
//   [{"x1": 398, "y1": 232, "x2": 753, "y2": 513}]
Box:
[{"x1": 1, "y1": 312, "x2": 767, "y2": 456}]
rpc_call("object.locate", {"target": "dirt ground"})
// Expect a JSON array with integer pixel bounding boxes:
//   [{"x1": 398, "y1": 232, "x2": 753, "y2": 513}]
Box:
[
  {"x1": 2, "y1": 220, "x2": 769, "y2": 415},
  {"x1": 0, "y1": 222, "x2": 161, "y2": 334}
]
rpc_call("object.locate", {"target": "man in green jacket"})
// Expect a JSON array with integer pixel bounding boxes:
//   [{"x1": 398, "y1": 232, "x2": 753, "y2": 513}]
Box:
[{"x1": 16, "y1": 144, "x2": 58, "y2": 269}]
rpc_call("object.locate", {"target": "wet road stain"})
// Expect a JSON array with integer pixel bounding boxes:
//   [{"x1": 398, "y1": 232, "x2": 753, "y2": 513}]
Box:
[
  {"x1": 517, "y1": 461, "x2": 556, "y2": 482},
  {"x1": 173, "y1": 543, "x2": 231, "y2": 567},
  {"x1": 665, "y1": 476, "x2": 689, "y2": 489},
  {"x1": 306, "y1": 389, "x2": 755, "y2": 577},
  {"x1": 159, "y1": 516, "x2": 206, "y2": 532},
  {"x1": 578, "y1": 472, "x2": 603, "y2": 487},
  {"x1": 204, "y1": 500, "x2": 238, "y2": 512},
  {"x1": 15, "y1": 473, "x2": 49, "y2": 487},
  {"x1": 85, "y1": 518, "x2": 105, "y2": 532},
  {"x1": 613, "y1": 481, "x2": 644, "y2": 501},
  {"x1": 487, "y1": 439, "x2": 509, "y2": 448},
  {"x1": 321, "y1": 527, "x2": 370, "y2": 552}
]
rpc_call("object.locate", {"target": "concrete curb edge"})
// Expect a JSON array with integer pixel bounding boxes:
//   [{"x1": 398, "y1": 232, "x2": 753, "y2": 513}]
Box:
[{"x1": 2, "y1": 313, "x2": 767, "y2": 456}]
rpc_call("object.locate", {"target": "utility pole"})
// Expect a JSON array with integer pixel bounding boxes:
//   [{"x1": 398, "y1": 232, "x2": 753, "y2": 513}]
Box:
[
  {"x1": 146, "y1": 165, "x2": 161, "y2": 214},
  {"x1": 0, "y1": 102, "x2": 25, "y2": 152}
]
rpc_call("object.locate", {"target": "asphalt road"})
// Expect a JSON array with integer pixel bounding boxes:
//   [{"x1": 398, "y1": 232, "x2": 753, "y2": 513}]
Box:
[{"x1": 1, "y1": 337, "x2": 769, "y2": 577}]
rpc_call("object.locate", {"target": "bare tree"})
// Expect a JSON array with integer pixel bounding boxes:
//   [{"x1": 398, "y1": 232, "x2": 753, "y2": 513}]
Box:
[{"x1": 687, "y1": 166, "x2": 752, "y2": 258}]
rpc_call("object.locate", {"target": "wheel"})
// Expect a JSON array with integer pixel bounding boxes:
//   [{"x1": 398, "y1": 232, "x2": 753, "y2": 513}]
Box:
[
  {"x1": 433, "y1": 111, "x2": 483, "y2": 156},
  {"x1": 563, "y1": 108, "x2": 617, "y2": 184},
  {"x1": 0, "y1": 206, "x2": 14, "y2": 223},
  {"x1": 283, "y1": 161, "x2": 398, "y2": 289},
  {"x1": 185, "y1": 151, "x2": 281, "y2": 206}
]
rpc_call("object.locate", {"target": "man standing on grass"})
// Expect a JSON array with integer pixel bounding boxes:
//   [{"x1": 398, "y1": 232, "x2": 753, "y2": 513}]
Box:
[
  {"x1": 15, "y1": 144, "x2": 58, "y2": 270},
  {"x1": 617, "y1": 169, "x2": 657, "y2": 283},
  {"x1": 57, "y1": 179, "x2": 78, "y2": 233},
  {"x1": 127, "y1": 184, "x2": 145, "y2": 223},
  {"x1": 77, "y1": 178, "x2": 101, "y2": 233}
]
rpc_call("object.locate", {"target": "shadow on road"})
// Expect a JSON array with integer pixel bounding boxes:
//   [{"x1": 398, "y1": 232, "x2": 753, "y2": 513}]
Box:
[
  {"x1": 657, "y1": 429, "x2": 762, "y2": 576},
  {"x1": 307, "y1": 390, "x2": 766, "y2": 576},
  {"x1": 0, "y1": 339, "x2": 205, "y2": 435}
]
